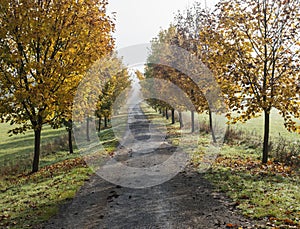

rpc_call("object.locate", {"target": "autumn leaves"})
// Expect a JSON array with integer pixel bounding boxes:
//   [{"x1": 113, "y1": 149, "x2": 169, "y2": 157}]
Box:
[
  {"x1": 0, "y1": 0, "x2": 120, "y2": 172},
  {"x1": 145, "y1": 0, "x2": 300, "y2": 163},
  {"x1": 0, "y1": 0, "x2": 299, "y2": 174}
]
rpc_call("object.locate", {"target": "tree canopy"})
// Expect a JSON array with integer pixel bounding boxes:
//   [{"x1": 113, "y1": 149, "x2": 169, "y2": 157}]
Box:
[
  {"x1": 198, "y1": 0, "x2": 300, "y2": 162},
  {"x1": 0, "y1": 0, "x2": 115, "y2": 172}
]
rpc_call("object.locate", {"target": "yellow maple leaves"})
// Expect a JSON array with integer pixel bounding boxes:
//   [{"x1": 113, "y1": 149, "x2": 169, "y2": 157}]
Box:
[{"x1": 0, "y1": 0, "x2": 115, "y2": 172}]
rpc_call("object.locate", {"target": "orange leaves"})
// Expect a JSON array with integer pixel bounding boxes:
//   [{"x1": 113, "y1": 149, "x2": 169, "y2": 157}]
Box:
[
  {"x1": 216, "y1": 156, "x2": 260, "y2": 170},
  {"x1": 145, "y1": 25, "x2": 214, "y2": 114},
  {"x1": 24, "y1": 157, "x2": 87, "y2": 181},
  {"x1": 135, "y1": 70, "x2": 145, "y2": 81},
  {"x1": 196, "y1": 0, "x2": 300, "y2": 156},
  {"x1": 268, "y1": 217, "x2": 298, "y2": 227},
  {"x1": 283, "y1": 218, "x2": 296, "y2": 225},
  {"x1": 225, "y1": 223, "x2": 243, "y2": 229},
  {"x1": 215, "y1": 156, "x2": 294, "y2": 177},
  {"x1": 0, "y1": 0, "x2": 115, "y2": 172},
  {"x1": 39, "y1": 158, "x2": 86, "y2": 174},
  {"x1": 0, "y1": 0, "x2": 115, "y2": 127}
]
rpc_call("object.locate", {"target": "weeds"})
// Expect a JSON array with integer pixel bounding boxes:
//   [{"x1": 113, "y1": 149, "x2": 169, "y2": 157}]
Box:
[{"x1": 270, "y1": 135, "x2": 300, "y2": 168}]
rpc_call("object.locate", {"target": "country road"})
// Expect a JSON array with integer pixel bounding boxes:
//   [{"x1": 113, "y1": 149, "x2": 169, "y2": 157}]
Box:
[{"x1": 42, "y1": 102, "x2": 259, "y2": 229}]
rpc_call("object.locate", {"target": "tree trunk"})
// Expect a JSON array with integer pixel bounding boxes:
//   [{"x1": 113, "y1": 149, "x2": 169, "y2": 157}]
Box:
[
  {"x1": 86, "y1": 116, "x2": 90, "y2": 142},
  {"x1": 224, "y1": 124, "x2": 230, "y2": 143},
  {"x1": 262, "y1": 110, "x2": 270, "y2": 163},
  {"x1": 171, "y1": 109, "x2": 175, "y2": 124},
  {"x1": 179, "y1": 112, "x2": 183, "y2": 128},
  {"x1": 209, "y1": 109, "x2": 217, "y2": 143},
  {"x1": 165, "y1": 108, "x2": 169, "y2": 119},
  {"x1": 162, "y1": 108, "x2": 165, "y2": 117},
  {"x1": 68, "y1": 128, "x2": 73, "y2": 154},
  {"x1": 98, "y1": 116, "x2": 101, "y2": 132},
  {"x1": 190, "y1": 89, "x2": 195, "y2": 133},
  {"x1": 32, "y1": 127, "x2": 42, "y2": 173},
  {"x1": 104, "y1": 116, "x2": 108, "y2": 128},
  {"x1": 159, "y1": 108, "x2": 162, "y2": 114},
  {"x1": 191, "y1": 111, "x2": 195, "y2": 133}
]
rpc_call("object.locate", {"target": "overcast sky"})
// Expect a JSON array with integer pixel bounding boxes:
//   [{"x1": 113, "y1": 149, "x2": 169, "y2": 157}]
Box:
[{"x1": 107, "y1": 0, "x2": 219, "y2": 49}]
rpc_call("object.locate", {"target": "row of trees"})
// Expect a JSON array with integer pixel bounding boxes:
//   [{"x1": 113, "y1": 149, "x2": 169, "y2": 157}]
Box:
[
  {"x1": 69, "y1": 55, "x2": 131, "y2": 151},
  {"x1": 94, "y1": 56, "x2": 131, "y2": 132},
  {"x1": 145, "y1": 0, "x2": 300, "y2": 163},
  {"x1": 0, "y1": 0, "x2": 130, "y2": 172}
]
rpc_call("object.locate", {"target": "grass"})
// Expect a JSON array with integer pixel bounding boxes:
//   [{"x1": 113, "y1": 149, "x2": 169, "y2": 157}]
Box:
[
  {"x1": 0, "y1": 123, "x2": 67, "y2": 175},
  {"x1": 0, "y1": 156, "x2": 92, "y2": 228},
  {"x1": 204, "y1": 144, "x2": 300, "y2": 227},
  {"x1": 199, "y1": 109, "x2": 300, "y2": 142},
  {"x1": 143, "y1": 104, "x2": 300, "y2": 228},
  {"x1": 98, "y1": 125, "x2": 119, "y2": 153},
  {"x1": 1, "y1": 105, "x2": 299, "y2": 228},
  {"x1": 0, "y1": 122, "x2": 118, "y2": 228}
]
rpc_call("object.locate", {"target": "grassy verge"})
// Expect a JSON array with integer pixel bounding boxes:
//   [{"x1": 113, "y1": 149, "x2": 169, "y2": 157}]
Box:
[
  {"x1": 143, "y1": 103, "x2": 300, "y2": 228},
  {"x1": 198, "y1": 109, "x2": 300, "y2": 141},
  {"x1": 0, "y1": 124, "x2": 117, "y2": 228},
  {"x1": 0, "y1": 154, "x2": 92, "y2": 228},
  {"x1": 204, "y1": 145, "x2": 300, "y2": 228}
]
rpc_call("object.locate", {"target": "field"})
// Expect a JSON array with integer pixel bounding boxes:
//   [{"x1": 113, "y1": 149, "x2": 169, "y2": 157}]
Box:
[
  {"x1": 231, "y1": 109, "x2": 299, "y2": 142},
  {"x1": 0, "y1": 123, "x2": 70, "y2": 175},
  {"x1": 197, "y1": 109, "x2": 300, "y2": 142}
]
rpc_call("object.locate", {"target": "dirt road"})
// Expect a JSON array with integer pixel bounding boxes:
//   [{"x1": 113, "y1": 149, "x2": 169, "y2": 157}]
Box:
[{"x1": 42, "y1": 104, "x2": 258, "y2": 229}]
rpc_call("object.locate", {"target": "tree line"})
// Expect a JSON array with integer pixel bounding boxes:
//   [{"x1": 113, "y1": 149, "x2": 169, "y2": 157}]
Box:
[
  {"x1": 145, "y1": 0, "x2": 300, "y2": 164},
  {"x1": 0, "y1": 0, "x2": 131, "y2": 173}
]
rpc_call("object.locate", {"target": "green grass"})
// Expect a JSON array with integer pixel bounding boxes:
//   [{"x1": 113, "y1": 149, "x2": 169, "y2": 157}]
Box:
[
  {"x1": 204, "y1": 144, "x2": 300, "y2": 227},
  {"x1": 98, "y1": 127, "x2": 119, "y2": 153},
  {"x1": 0, "y1": 122, "x2": 118, "y2": 228},
  {"x1": 233, "y1": 109, "x2": 300, "y2": 142},
  {"x1": 0, "y1": 153, "x2": 93, "y2": 228},
  {"x1": 143, "y1": 104, "x2": 300, "y2": 228},
  {"x1": 0, "y1": 123, "x2": 67, "y2": 175},
  {"x1": 199, "y1": 109, "x2": 300, "y2": 142}
]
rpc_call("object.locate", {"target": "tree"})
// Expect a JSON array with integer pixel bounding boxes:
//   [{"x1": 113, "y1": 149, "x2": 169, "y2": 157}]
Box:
[
  {"x1": 174, "y1": 4, "x2": 225, "y2": 140},
  {"x1": 135, "y1": 70, "x2": 145, "y2": 81},
  {"x1": 62, "y1": 118, "x2": 74, "y2": 154},
  {"x1": 198, "y1": 0, "x2": 300, "y2": 163},
  {"x1": 94, "y1": 56, "x2": 131, "y2": 131},
  {"x1": 0, "y1": 0, "x2": 114, "y2": 172},
  {"x1": 145, "y1": 26, "x2": 216, "y2": 135}
]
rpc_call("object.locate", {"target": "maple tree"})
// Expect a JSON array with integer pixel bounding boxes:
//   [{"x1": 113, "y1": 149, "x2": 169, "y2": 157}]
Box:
[
  {"x1": 94, "y1": 55, "x2": 131, "y2": 131},
  {"x1": 174, "y1": 5, "x2": 210, "y2": 137},
  {"x1": 145, "y1": 25, "x2": 220, "y2": 138},
  {"x1": 0, "y1": 0, "x2": 114, "y2": 172},
  {"x1": 197, "y1": 0, "x2": 300, "y2": 163}
]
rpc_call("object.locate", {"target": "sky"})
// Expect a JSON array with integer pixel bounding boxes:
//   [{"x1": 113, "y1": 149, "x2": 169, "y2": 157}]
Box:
[{"x1": 107, "y1": 0, "x2": 219, "y2": 50}]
